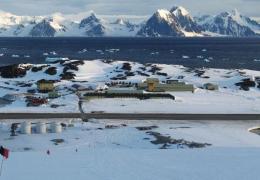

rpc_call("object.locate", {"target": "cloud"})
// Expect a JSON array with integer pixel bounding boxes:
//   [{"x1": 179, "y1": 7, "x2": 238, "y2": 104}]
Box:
[{"x1": 0, "y1": 0, "x2": 259, "y2": 17}]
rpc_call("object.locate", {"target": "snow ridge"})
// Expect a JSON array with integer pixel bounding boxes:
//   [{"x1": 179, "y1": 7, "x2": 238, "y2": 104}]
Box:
[{"x1": 0, "y1": 7, "x2": 259, "y2": 37}]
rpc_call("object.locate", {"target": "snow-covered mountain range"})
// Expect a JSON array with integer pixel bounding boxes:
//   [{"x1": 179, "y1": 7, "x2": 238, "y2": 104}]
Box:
[
  {"x1": 137, "y1": 7, "x2": 203, "y2": 37},
  {"x1": 0, "y1": 7, "x2": 259, "y2": 37},
  {"x1": 195, "y1": 9, "x2": 260, "y2": 37}
]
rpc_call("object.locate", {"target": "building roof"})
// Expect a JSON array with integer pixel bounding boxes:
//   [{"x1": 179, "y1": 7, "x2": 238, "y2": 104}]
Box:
[{"x1": 145, "y1": 78, "x2": 160, "y2": 83}]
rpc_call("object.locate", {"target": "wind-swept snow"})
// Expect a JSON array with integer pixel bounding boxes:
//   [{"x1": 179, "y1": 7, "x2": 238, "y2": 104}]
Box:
[{"x1": 1, "y1": 120, "x2": 260, "y2": 180}]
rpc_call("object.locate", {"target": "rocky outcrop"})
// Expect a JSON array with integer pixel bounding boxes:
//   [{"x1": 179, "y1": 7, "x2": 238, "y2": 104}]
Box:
[
  {"x1": 195, "y1": 10, "x2": 259, "y2": 37},
  {"x1": 29, "y1": 20, "x2": 56, "y2": 37},
  {"x1": 79, "y1": 13, "x2": 106, "y2": 36},
  {"x1": 137, "y1": 9, "x2": 184, "y2": 37},
  {"x1": 0, "y1": 64, "x2": 31, "y2": 78}
]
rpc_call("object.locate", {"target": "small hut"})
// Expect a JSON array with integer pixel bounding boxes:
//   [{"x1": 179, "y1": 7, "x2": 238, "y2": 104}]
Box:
[{"x1": 37, "y1": 79, "x2": 55, "y2": 93}]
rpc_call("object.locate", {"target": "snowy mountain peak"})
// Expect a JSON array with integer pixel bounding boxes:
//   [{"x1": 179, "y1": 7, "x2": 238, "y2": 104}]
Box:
[
  {"x1": 231, "y1": 9, "x2": 240, "y2": 17},
  {"x1": 113, "y1": 18, "x2": 127, "y2": 25},
  {"x1": 78, "y1": 12, "x2": 107, "y2": 36},
  {"x1": 88, "y1": 12, "x2": 99, "y2": 20},
  {"x1": 155, "y1": 9, "x2": 173, "y2": 22},
  {"x1": 29, "y1": 19, "x2": 56, "y2": 37},
  {"x1": 79, "y1": 12, "x2": 101, "y2": 29},
  {"x1": 196, "y1": 9, "x2": 259, "y2": 37},
  {"x1": 171, "y1": 6, "x2": 190, "y2": 17},
  {"x1": 170, "y1": 6, "x2": 202, "y2": 34},
  {"x1": 0, "y1": 7, "x2": 259, "y2": 37},
  {"x1": 137, "y1": 9, "x2": 184, "y2": 37}
]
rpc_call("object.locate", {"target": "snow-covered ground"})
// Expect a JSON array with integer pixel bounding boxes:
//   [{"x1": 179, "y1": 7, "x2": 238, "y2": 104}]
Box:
[
  {"x1": 82, "y1": 89, "x2": 260, "y2": 113},
  {"x1": 1, "y1": 120, "x2": 260, "y2": 180},
  {"x1": 0, "y1": 59, "x2": 259, "y2": 113}
]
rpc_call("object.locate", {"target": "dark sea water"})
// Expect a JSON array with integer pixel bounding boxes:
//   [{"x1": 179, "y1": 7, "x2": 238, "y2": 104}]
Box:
[{"x1": 0, "y1": 37, "x2": 260, "y2": 70}]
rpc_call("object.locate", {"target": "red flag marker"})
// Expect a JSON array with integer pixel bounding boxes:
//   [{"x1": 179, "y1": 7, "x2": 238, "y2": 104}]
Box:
[
  {"x1": 0, "y1": 146, "x2": 9, "y2": 159},
  {"x1": 0, "y1": 146, "x2": 9, "y2": 176}
]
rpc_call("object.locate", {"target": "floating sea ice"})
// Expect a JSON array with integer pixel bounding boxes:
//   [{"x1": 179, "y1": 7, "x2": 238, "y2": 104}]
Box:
[
  {"x1": 78, "y1": 49, "x2": 88, "y2": 53},
  {"x1": 45, "y1": 57, "x2": 69, "y2": 62},
  {"x1": 208, "y1": 57, "x2": 214, "y2": 60},
  {"x1": 12, "y1": 54, "x2": 19, "y2": 58},
  {"x1": 106, "y1": 49, "x2": 120, "y2": 53},
  {"x1": 106, "y1": 49, "x2": 114, "y2": 53},
  {"x1": 197, "y1": 55, "x2": 203, "y2": 59},
  {"x1": 96, "y1": 50, "x2": 103, "y2": 53},
  {"x1": 150, "y1": 52, "x2": 159, "y2": 55},
  {"x1": 204, "y1": 58, "x2": 210, "y2": 63},
  {"x1": 43, "y1": 53, "x2": 49, "y2": 56},
  {"x1": 24, "y1": 55, "x2": 30, "y2": 58},
  {"x1": 0, "y1": 53, "x2": 4, "y2": 57},
  {"x1": 50, "y1": 51, "x2": 57, "y2": 55},
  {"x1": 170, "y1": 50, "x2": 174, "y2": 53},
  {"x1": 110, "y1": 49, "x2": 120, "y2": 52},
  {"x1": 182, "y1": 55, "x2": 190, "y2": 59},
  {"x1": 254, "y1": 59, "x2": 260, "y2": 62},
  {"x1": 202, "y1": 49, "x2": 207, "y2": 52}
]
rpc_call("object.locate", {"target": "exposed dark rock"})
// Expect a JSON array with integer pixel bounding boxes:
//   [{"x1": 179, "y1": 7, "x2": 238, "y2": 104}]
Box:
[
  {"x1": 136, "y1": 71, "x2": 150, "y2": 77},
  {"x1": 139, "y1": 67, "x2": 146, "y2": 71},
  {"x1": 148, "y1": 65, "x2": 162, "y2": 74},
  {"x1": 60, "y1": 60, "x2": 84, "y2": 80},
  {"x1": 61, "y1": 60, "x2": 84, "y2": 76},
  {"x1": 62, "y1": 60, "x2": 84, "y2": 70},
  {"x1": 16, "y1": 82, "x2": 33, "y2": 87},
  {"x1": 51, "y1": 139, "x2": 65, "y2": 145},
  {"x1": 27, "y1": 89, "x2": 36, "y2": 93},
  {"x1": 136, "y1": 126, "x2": 158, "y2": 131},
  {"x1": 169, "y1": 126, "x2": 191, "y2": 129},
  {"x1": 147, "y1": 131, "x2": 211, "y2": 149},
  {"x1": 23, "y1": 147, "x2": 33, "y2": 151},
  {"x1": 201, "y1": 76, "x2": 210, "y2": 79},
  {"x1": 121, "y1": 63, "x2": 132, "y2": 71},
  {"x1": 60, "y1": 72, "x2": 76, "y2": 80},
  {"x1": 0, "y1": 64, "x2": 30, "y2": 78},
  {"x1": 30, "y1": 19, "x2": 56, "y2": 37},
  {"x1": 110, "y1": 74, "x2": 127, "y2": 80},
  {"x1": 105, "y1": 125, "x2": 119, "y2": 129},
  {"x1": 156, "y1": 72, "x2": 168, "y2": 76},
  {"x1": 194, "y1": 69, "x2": 205, "y2": 77},
  {"x1": 235, "y1": 78, "x2": 256, "y2": 91},
  {"x1": 50, "y1": 104, "x2": 65, "y2": 108},
  {"x1": 45, "y1": 67, "x2": 57, "y2": 75},
  {"x1": 31, "y1": 65, "x2": 49, "y2": 72},
  {"x1": 125, "y1": 71, "x2": 135, "y2": 76}
]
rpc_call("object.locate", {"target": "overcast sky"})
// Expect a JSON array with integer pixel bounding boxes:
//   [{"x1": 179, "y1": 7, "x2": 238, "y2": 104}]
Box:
[{"x1": 0, "y1": 0, "x2": 259, "y2": 17}]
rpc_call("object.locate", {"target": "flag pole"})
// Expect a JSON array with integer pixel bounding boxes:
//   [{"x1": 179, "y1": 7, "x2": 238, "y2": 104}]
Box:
[{"x1": 0, "y1": 157, "x2": 4, "y2": 176}]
